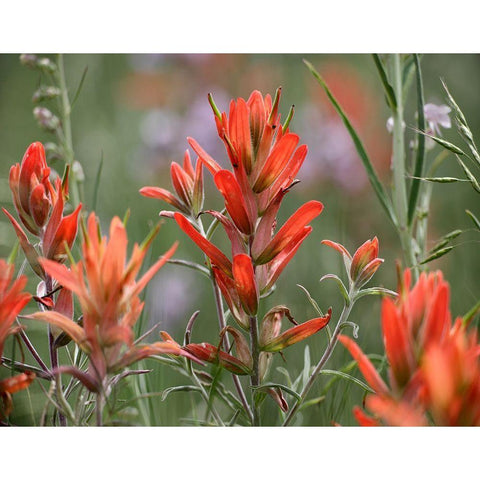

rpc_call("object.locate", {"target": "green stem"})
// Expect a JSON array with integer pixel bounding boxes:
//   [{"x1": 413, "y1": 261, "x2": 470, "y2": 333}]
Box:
[
  {"x1": 196, "y1": 218, "x2": 253, "y2": 424},
  {"x1": 391, "y1": 54, "x2": 418, "y2": 277},
  {"x1": 57, "y1": 54, "x2": 82, "y2": 208},
  {"x1": 283, "y1": 295, "x2": 355, "y2": 426},
  {"x1": 249, "y1": 314, "x2": 260, "y2": 426}
]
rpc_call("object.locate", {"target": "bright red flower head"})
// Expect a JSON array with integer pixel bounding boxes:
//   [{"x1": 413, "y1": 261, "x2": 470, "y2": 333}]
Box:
[
  {"x1": 339, "y1": 268, "x2": 466, "y2": 426},
  {"x1": 0, "y1": 259, "x2": 31, "y2": 359},
  {"x1": 4, "y1": 142, "x2": 82, "y2": 277},
  {"x1": 322, "y1": 237, "x2": 383, "y2": 288},
  {"x1": 140, "y1": 149, "x2": 204, "y2": 217}
]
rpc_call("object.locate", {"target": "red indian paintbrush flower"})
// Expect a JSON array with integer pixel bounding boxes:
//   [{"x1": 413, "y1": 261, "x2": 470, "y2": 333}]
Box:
[
  {"x1": 141, "y1": 88, "x2": 325, "y2": 379},
  {"x1": 322, "y1": 237, "x2": 383, "y2": 288},
  {"x1": 3, "y1": 142, "x2": 82, "y2": 278},
  {"x1": 338, "y1": 268, "x2": 463, "y2": 426},
  {"x1": 28, "y1": 213, "x2": 198, "y2": 391},
  {"x1": 420, "y1": 319, "x2": 480, "y2": 426},
  {"x1": 0, "y1": 259, "x2": 34, "y2": 419},
  {"x1": 0, "y1": 371, "x2": 36, "y2": 420},
  {"x1": 0, "y1": 259, "x2": 31, "y2": 359},
  {"x1": 140, "y1": 149, "x2": 204, "y2": 217}
]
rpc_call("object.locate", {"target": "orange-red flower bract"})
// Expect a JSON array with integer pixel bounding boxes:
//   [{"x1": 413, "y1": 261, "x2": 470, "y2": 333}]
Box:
[
  {"x1": 321, "y1": 237, "x2": 383, "y2": 287},
  {"x1": 5, "y1": 142, "x2": 82, "y2": 275},
  {"x1": 140, "y1": 149, "x2": 204, "y2": 216},
  {"x1": 28, "y1": 213, "x2": 195, "y2": 387},
  {"x1": 260, "y1": 308, "x2": 332, "y2": 353},
  {"x1": 0, "y1": 371, "x2": 36, "y2": 419},
  {"x1": 339, "y1": 268, "x2": 480, "y2": 426},
  {"x1": 0, "y1": 259, "x2": 31, "y2": 359},
  {"x1": 9, "y1": 142, "x2": 51, "y2": 236}
]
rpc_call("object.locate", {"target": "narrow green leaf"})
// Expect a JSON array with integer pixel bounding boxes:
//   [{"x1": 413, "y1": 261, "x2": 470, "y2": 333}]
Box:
[
  {"x1": 302, "y1": 345, "x2": 311, "y2": 391},
  {"x1": 466, "y1": 209, "x2": 480, "y2": 230},
  {"x1": 296, "y1": 284, "x2": 324, "y2": 316},
  {"x1": 304, "y1": 59, "x2": 397, "y2": 226},
  {"x1": 372, "y1": 54, "x2": 397, "y2": 110},
  {"x1": 276, "y1": 366, "x2": 293, "y2": 388},
  {"x1": 251, "y1": 383, "x2": 302, "y2": 401},
  {"x1": 402, "y1": 54, "x2": 416, "y2": 100},
  {"x1": 407, "y1": 54, "x2": 426, "y2": 226},
  {"x1": 420, "y1": 246, "x2": 454, "y2": 265},
  {"x1": 298, "y1": 396, "x2": 326, "y2": 411},
  {"x1": 161, "y1": 385, "x2": 202, "y2": 401},
  {"x1": 71, "y1": 65, "x2": 89, "y2": 109},
  {"x1": 354, "y1": 287, "x2": 398, "y2": 301},
  {"x1": 319, "y1": 274, "x2": 350, "y2": 305},
  {"x1": 7, "y1": 240, "x2": 19, "y2": 265},
  {"x1": 166, "y1": 258, "x2": 210, "y2": 277},
  {"x1": 282, "y1": 105, "x2": 295, "y2": 130},
  {"x1": 91, "y1": 151, "x2": 104, "y2": 212},
  {"x1": 207, "y1": 93, "x2": 222, "y2": 120},
  {"x1": 319, "y1": 369, "x2": 375, "y2": 394},
  {"x1": 463, "y1": 299, "x2": 480, "y2": 327}
]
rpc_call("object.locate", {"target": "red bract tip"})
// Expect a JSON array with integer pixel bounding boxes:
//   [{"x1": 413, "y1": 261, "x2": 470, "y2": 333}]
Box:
[
  {"x1": 232, "y1": 254, "x2": 258, "y2": 316},
  {"x1": 255, "y1": 200, "x2": 324, "y2": 265},
  {"x1": 174, "y1": 212, "x2": 232, "y2": 277}
]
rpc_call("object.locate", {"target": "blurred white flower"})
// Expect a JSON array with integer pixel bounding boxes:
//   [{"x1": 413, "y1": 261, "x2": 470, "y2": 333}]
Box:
[{"x1": 424, "y1": 103, "x2": 451, "y2": 135}]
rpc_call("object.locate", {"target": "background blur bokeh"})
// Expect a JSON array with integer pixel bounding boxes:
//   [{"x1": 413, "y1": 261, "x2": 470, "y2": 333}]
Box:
[{"x1": 1, "y1": 53, "x2": 479, "y2": 425}]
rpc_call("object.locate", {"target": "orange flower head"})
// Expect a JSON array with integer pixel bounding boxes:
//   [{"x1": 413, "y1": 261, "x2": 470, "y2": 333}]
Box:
[
  {"x1": 9, "y1": 142, "x2": 52, "y2": 236},
  {"x1": 4, "y1": 142, "x2": 82, "y2": 277},
  {"x1": 421, "y1": 320, "x2": 480, "y2": 426},
  {"x1": 0, "y1": 259, "x2": 31, "y2": 359},
  {"x1": 322, "y1": 237, "x2": 383, "y2": 288},
  {"x1": 339, "y1": 268, "x2": 461, "y2": 426},
  {"x1": 28, "y1": 213, "x2": 194, "y2": 387}
]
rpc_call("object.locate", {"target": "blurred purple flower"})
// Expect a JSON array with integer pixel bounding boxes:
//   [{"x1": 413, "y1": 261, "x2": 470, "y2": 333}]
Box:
[{"x1": 424, "y1": 103, "x2": 451, "y2": 135}]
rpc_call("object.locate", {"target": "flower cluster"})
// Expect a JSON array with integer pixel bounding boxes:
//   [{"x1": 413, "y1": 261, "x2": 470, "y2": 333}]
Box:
[
  {"x1": 29, "y1": 213, "x2": 197, "y2": 391},
  {"x1": 339, "y1": 269, "x2": 480, "y2": 426},
  {"x1": 0, "y1": 259, "x2": 34, "y2": 419},
  {"x1": 3, "y1": 142, "x2": 82, "y2": 278},
  {"x1": 142, "y1": 88, "x2": 329, "y2": 380}
]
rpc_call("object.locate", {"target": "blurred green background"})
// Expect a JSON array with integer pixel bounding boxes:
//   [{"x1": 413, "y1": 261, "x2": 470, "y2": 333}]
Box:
[{"x1": 1, "y1": 54, "x2": 479, "y2": 426}]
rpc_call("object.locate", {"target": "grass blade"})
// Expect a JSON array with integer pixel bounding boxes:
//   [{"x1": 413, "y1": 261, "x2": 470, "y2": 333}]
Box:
[
  {"x1": 71, "y1": 66, "x2": 89, "y2": 109},
  {"x1": 407, "y1": 54, "x2": 426, "y2": 226},
  {"x1": 372, "y1": 54, "x2": 397, "y2": 110},
  {"x1": 91, "y1": 151, "x2": 104, "y2": 211},
  {"x1": 304, "y1": 59, "x2": 397, "y2": 226}
]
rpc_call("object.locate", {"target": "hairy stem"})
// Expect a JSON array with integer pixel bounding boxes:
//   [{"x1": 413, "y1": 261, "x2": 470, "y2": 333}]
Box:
[
  {"x1": 249, "y1": 314, "x2": 260, "y2": 426},
  {"x1": 197, "y1": 218, "x2": 253, "y2": 424}
]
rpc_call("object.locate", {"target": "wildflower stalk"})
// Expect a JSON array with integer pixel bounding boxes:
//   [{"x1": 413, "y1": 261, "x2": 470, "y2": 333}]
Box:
[
  {"x1": 197, "y1": 218, "x2": 253, "y2": 424},
  {"x1": 56, "y1": 54, "x2": 82, "y2": 208},
  {"x1": 283, "y1": 289, "x2": 356, "y2": 426},
  {"x1": 391, "y1": 54, "x2": 418, "y2": 278},
  {"x1": 247, "y1": 314, "x2": 261, "y2": 426}
]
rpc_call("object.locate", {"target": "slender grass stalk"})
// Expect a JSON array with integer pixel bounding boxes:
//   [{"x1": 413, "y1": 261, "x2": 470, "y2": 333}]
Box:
[{"x1": 391, "y1": 54, "x2": 418, "y2": 277}]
